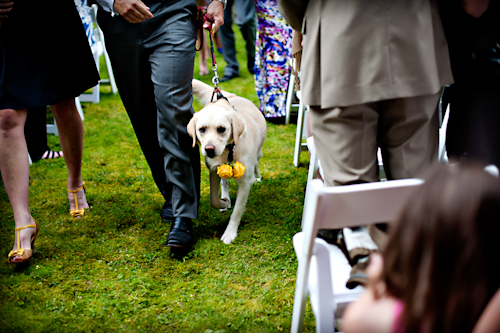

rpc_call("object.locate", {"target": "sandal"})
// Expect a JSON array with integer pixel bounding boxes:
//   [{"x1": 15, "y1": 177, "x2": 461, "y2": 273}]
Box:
[
  {"x1": 41, "y1": 149, "x2": 63, "y2": 159},
  {"x1": 8, "y1": 220, "x2": 39, "y2": 264},
  {"x1": 68, "y1": 182, "x2": 87, "y2": 218}
]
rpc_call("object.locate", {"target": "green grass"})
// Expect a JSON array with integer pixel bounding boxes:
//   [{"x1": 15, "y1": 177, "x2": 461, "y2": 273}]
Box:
[{"x1": 0, "y1": 26, "x2": 316, "y2": 332}]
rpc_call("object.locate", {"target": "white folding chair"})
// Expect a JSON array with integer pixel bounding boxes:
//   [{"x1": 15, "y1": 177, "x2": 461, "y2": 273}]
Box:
[
  {"x1": 291, "y1": 178, "x2": 423, "y2": 332},
  {"x1": 79, "y1": 4, "x2": 117, "y2": 104}
]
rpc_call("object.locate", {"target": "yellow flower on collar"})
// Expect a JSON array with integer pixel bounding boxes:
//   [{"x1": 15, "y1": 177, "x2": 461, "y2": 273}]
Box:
[
  {"x1": 232, "y1": 162, "x2": 246, "y2": 179},
  {"x1": 217, "y1": 164, "x2": 233, "y2": 178}
]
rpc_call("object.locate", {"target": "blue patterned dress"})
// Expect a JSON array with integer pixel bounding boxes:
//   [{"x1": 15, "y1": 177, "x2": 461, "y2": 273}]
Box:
[
  {"x1": 254, "y1": 0, "x2": 293, "y2": 119},
  {"x1": 74, "y1": 0, "x2": 97, "y2": 51}
]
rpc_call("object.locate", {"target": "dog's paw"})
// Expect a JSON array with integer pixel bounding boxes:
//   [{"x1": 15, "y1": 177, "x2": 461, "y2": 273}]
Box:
[
  {"x1": 219, "y1": 198, "x2": 232, "y2": 212},
  {"x1": 211, "y1": 197, "x2": 231, "y2": 210},
  {"x1": 221, "y1": 225, "x2": 238, "y2": 244}
]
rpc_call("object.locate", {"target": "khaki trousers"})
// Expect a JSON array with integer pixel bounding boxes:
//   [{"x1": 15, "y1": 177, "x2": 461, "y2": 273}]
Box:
[{"x1": 309, "y1": 92, "x2": 441, "y2": 186}]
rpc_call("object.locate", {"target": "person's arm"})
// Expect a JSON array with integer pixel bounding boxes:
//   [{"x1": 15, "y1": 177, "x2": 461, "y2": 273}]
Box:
[
  {"x1": 203, "y1": 0, "x2": 224, "y2": 34},
  {"x1": 95, "y1": 0, "x2": 153, "y2": 23},
  {"x1": 461, "y1": 0, "x2": 490, "y2": 18},
  {"x1": 342, "y1": 253, "x2": 397, "y2": 333}
]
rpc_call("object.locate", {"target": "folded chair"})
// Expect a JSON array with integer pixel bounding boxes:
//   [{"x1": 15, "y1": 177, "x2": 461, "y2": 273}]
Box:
[
  {"x1": 79, "y1": 4, "x2": 117, "y2": 104},
  {"x1": 291, "y1": 178, "x2": 423, "y2": 332}
]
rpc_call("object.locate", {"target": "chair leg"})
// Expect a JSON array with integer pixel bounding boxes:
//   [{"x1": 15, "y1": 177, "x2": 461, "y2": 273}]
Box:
[
  {"x1": 314, "y1": 244, "x2": 336, "y2": 333},
  {"x1": 75, "y1": 97, "x2": 84, "y2": 121},
  {"x1": 306, "y1": 137, "x2": 319, "y2": 188},
  {"x1": 293, "y1": 100, "x2": 306, "y2": 167},
  {"x1": 285, "y1": 70, "x2": 295, "y2": 125}
]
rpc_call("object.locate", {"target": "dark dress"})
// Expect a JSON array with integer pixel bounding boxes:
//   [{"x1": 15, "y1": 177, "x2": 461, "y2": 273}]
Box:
[{"x1": 0, "y1": 0, "x2": 99, "y2": 109}]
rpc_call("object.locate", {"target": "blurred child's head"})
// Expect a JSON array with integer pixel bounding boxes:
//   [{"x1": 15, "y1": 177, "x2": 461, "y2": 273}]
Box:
[{"x1": 382, "y1": 164, "x2": 500, "y2": 333}]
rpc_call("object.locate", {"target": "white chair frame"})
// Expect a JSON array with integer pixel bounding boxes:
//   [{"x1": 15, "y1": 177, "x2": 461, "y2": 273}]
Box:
[
  {"x1": 293, "y1": 92, "x2": 308, "y2": 167},
  {"x1": 79, "y1": 4, "x2": 117, "y2": 104},
  {"x1": 291, "y1": 178, "x2": 423, "y2": 332}
]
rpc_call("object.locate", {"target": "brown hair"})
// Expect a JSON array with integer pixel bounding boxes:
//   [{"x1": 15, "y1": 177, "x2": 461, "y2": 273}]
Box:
[{"x1": 382, "y1": 164, "x2": 500, "y2": 333}]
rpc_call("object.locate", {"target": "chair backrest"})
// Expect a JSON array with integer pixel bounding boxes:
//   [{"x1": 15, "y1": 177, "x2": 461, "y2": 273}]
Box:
[
  {"x1": 292, "y1": 178, "x2": 423, "y2": 332},
  {"x1": 306, "y1": 178, "x2": 424, "y2": 231}
]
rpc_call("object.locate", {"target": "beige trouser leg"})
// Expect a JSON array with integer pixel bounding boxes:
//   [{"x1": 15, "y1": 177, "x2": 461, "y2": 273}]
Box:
[
  {"x1": 309, "y1": 92, "x2": 441, "y2": 186},
  {"x1": 310, "y1": 92, "x2": 441, "y2": 287}
]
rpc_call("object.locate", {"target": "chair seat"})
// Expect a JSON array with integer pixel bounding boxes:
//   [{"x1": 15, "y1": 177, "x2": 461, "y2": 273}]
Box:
[{"x1": 293, "y1": 232, "x2": 364, "y2": 320}]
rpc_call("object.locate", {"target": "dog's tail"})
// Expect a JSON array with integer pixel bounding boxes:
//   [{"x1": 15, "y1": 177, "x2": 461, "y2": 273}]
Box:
[{"x1": 192, "y1": 79, "x2": 235, "y2": 105}]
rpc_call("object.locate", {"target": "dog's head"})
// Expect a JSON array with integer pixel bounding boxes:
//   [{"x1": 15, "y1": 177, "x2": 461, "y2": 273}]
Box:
[{"x1": 187, "y1": 100, "x2": 245, "y2": 158}]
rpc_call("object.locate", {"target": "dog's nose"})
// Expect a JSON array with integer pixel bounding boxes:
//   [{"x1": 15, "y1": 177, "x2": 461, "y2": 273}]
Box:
[{"x1": 205, "y1": 145, "x2": 216, "y2": 158}]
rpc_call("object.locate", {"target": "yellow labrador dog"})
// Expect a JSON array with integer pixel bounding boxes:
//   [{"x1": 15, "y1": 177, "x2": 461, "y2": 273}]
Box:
[{"x1": 188, "y1": 79, "x2": 267, "y2": 244}]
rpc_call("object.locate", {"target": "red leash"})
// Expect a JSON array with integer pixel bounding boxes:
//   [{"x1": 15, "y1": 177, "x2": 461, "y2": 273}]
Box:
[{"x1": 201, "y1": 14, "x2": 227, "y2": 102}]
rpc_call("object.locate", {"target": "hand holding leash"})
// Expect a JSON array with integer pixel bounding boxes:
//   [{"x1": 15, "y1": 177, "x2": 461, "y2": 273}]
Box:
[{"x1": 204, "y1": 0, "x2": 224, "y2": 33}]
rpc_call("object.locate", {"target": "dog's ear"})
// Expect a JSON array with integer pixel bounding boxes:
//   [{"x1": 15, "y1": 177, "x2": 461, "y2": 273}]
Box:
[
  {"x1": 187, "y1": 115, "x2": 197, "y2": 148},
  {"x1": 231, "y1": 113, "x2": 245, "y2": 145}
]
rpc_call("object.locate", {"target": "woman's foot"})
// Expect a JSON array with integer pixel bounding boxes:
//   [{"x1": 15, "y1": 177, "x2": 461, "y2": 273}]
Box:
[
  {"x1": 199, "y1": 67, "x2": 209, "y2": 76},
  {"x1": 41, "y1": 149, "x2": 63, "y2": 159},
  {"x1": 9, "y1": 217, "x2": 38, "y2": 263},
  {"x1": 68, "y1": 182, "x2": 89, "y2": 218}
]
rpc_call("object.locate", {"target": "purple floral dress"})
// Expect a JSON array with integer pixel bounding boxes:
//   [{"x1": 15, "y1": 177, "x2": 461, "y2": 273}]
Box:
[{"x1": 254, "y1": 0, "x2": 293, "y2": 119}]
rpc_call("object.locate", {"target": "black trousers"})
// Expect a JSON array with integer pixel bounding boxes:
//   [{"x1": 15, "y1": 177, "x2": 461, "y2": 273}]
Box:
[
  {"x1": 446, "y1": 79, "x2": 500, "y2": 167},
  {"x1": 24, "y1": 107, "x2": 49, "y2": 162},
  {"x1": 97, "y1": 0, "x2": 201, "y2": 219}
]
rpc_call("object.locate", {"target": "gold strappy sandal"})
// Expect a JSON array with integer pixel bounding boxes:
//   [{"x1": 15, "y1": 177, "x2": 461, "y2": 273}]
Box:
[
  {"x1": 68, "y1": 182, "x2": 87, "y2": 218},
  {"x1": 8, "y1": 220, "x2": 39, "y2": 264}
]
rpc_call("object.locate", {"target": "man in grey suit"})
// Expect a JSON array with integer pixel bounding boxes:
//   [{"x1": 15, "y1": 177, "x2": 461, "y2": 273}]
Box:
[
  {"x1": 218, "y1": 0, "x2": 256, "y2": 81},
  {"x1": 279, "y1": 0, "x2": 454, "y2": 286},
  {"x1": 94, "y1": 0, "x2": 224, "y2": 249}
]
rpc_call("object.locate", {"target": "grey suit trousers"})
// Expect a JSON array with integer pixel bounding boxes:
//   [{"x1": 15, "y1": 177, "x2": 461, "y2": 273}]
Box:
[
  {"x1": 97, "y1": 0, "x2": 200, "y2": 219},
  {"x1": 218, "y1": 0, "x2": 256, "y2": 76}
]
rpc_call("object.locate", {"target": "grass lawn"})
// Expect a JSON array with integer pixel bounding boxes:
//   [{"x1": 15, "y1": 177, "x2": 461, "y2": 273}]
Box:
[{"x1": 0, "y1": 26, "x2": 316, "y2": 332}]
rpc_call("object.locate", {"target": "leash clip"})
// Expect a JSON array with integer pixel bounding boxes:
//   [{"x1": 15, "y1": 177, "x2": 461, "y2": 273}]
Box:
[{"x1": 212, "y1": 63, "x2": 219, "y2": 88}]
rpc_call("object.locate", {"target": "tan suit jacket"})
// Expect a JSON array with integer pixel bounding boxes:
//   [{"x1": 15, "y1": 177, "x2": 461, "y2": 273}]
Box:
[{"x1": 278, "y1": 0, "x2": 454, "y2": 108}]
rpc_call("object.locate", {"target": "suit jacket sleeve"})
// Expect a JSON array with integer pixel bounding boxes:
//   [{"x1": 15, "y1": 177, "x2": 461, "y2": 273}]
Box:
[{"x1": 277, "y1": 0, "x2": 309, "y2": 31}]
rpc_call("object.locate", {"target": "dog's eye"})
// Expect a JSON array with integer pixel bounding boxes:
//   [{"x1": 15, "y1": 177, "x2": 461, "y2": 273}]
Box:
[
  {"x1": 199, "y1": 127, "x2": 206, "y2": 133},
  {"x1": 217, "y1": 127, "x2": 226, "y2": 134}
]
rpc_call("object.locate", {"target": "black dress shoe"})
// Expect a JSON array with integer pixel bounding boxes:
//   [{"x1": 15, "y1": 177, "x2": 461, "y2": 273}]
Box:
[
  {"x1": 161, "y1": 201, "x2": 173, "y2": 221},
  {"x1": 219, "y1": 73, "x2": 239, "y2": 82},
  {"x1": 166, "y1": 217, "x2": 194, "y2": 248}
]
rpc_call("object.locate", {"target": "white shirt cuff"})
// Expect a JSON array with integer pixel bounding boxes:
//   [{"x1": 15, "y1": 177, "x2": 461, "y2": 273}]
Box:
[{"x1": 95, "y1": 0, "x2": 118, "y2": 16}]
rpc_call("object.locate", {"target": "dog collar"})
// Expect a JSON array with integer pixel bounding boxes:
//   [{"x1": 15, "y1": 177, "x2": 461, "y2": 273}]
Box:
[{"x1": 226, "y1": 143, "x2": 235, "y2": 162}]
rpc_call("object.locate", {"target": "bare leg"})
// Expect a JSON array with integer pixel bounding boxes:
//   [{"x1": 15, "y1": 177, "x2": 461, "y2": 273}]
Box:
[
  {"x1": 199, "y1": 31, "x2": 209, "y2": 75},
  {"x1": 50, "y1": 98, "x2": 89, "y2": 213},
  {"x1": 0, "y1": 108, "x2": 36, "y2": 260}
]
